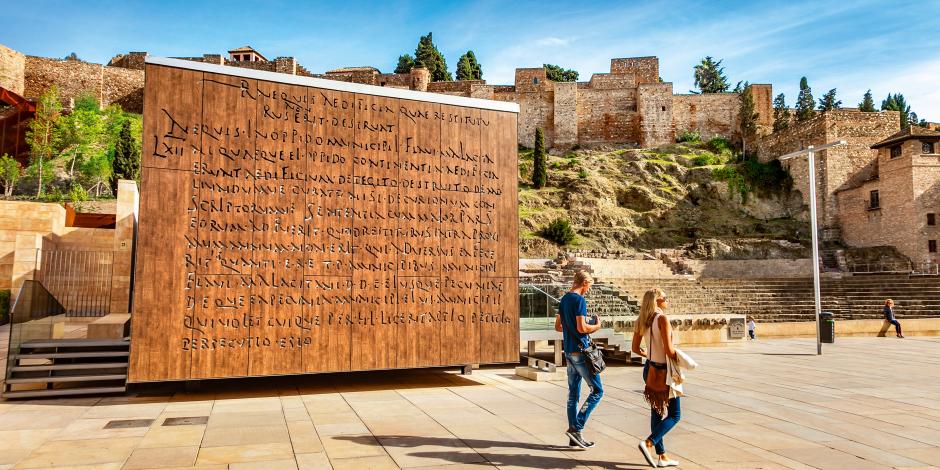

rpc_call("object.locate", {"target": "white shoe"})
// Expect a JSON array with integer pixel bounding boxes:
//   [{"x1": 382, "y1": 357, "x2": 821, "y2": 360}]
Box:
[
  {"x1": 638, "y1": 440, "x2": 656, "y2": 467},
  {"x1": 658, "y1": 457, "x2": 680, "y2": 467}
]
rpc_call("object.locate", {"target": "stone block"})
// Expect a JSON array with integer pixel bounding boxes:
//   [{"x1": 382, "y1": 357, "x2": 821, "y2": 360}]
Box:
[{"x1": 87, "y1": 313, "x2": 131, "y2": 339}]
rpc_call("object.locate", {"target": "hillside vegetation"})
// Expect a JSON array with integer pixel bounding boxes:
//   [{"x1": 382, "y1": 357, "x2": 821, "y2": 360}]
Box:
[{"x1": 517, "y1": 139, "x2": 810, "y2": 257}]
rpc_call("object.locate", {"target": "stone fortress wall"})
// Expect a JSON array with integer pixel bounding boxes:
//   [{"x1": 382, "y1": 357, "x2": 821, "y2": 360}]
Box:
[{"x1": 0, "y1": 44, "x2": 771, "y2": 149}]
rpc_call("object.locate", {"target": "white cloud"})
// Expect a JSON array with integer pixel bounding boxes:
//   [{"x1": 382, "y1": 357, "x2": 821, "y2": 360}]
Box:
[{"x1": 535, "y1": 37, "x2": 574, "y2": 47}]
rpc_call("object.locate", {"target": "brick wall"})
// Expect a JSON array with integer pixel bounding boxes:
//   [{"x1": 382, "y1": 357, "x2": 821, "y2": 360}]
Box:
[
  {"x1": 610, "y1": 57, "x2": 659, "y2": 85},
  {"x1": 840, "y1": 144, "x2": 940, "y2": 264},
  {"x1": 0, "y1": 44, "x2": 25, "y2": 94},
  {"x1": 23, "y1": 55, "x2": 145, "y2": 113},
  {"x1": 107, "y1": 52, "x2": 147, "y2": 70},
  {"x1": 637, "y1": 83, "x2": 675, "y2": 147},
  {"x1": 757, "y1": 110, "x2": 898, "y2": 228},
  {"x1": 552, "y1": 81, "x2": 578, "y2": 147},
  {"x1": 672, "y1": 93, "x2": 738, "y2": 140}
]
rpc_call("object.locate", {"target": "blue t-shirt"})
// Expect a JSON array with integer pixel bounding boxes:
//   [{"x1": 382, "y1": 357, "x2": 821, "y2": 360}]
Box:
[{"x1": 559, "y1": 292, "x2": 591, "y2": 353}]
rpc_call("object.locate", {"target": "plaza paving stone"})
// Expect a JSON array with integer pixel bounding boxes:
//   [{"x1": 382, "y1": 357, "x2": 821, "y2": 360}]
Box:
[{"x1": 1, "y1": 323, "x2": 939, "y2": 469}]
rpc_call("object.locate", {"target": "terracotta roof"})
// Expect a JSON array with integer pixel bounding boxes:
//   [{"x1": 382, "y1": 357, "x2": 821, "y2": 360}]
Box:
[
  {"x1": 871, "y1": 126, "x2": 940, "y2": 149},
  {"x1": 326, "y1": 66, "x2": 380, "y2": 74}
]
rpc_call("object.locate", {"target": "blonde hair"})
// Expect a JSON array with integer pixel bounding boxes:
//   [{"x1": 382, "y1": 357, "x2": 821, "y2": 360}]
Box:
[
  {"x1": 885, "y1": 298, "x2": 893, "y2": 306},
  {"x1": 572, "y1": 271, "x2": 593, "y2": 288},
  {"x1": 634, "y1": 288, "x2": 665, "y2": 337}
]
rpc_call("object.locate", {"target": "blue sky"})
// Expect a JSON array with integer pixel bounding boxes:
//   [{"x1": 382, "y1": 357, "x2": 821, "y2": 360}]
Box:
[{"x1": 5, "y1": 0, "x2": 940, "y2": 120}]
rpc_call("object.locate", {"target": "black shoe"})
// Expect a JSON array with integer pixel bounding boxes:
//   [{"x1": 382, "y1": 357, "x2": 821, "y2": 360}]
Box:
[{"x1": 566, "y1": 430, "x2": 595, "y2": 449}]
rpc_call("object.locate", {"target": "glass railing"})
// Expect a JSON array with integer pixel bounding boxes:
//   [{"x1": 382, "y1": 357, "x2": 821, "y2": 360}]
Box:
[
  {"x1": 6, "y1": 281, "x2": 65, "y2": 382},
  {"x1": 519, "y1": 283, "x2": 638, "y2": 332}
]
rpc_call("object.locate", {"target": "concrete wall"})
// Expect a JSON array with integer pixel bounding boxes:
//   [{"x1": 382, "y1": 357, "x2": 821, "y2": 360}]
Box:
[
  {"x1": 0, "y1": 181, "x2": 138, "y2": 312},
  {"x1": 581, "y1": 258, "x2": 681, "y2": 279},
  {"x1": 0, "y1": 44, "x2": 25, "y2": 94},
  {"x1": 756, "y1": 318, "x2": 940, "y2": 338},
  {"x1": 686, "y1": 259, "x2": 813, "y2": 278}
]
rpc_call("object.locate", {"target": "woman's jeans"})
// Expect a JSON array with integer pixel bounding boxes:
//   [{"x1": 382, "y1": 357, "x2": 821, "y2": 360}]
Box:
[
  {"x1": 888, "y1": 319, "x2": 902, "y2": 335},
  {"x1": 643, "y1": 361, "x2": 681, "y2": 455},
  {"x1": 565, "y1": 352, "x2": 604, "y2": 432}
]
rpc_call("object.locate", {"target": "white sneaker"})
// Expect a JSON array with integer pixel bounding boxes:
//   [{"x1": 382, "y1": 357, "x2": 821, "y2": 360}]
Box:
[
  {"x1": 638, "y1": 440, "x2": 656, "y2": 467},
  {"x1": 658, "y1": 457, "x2": 680, "y2": 467}
]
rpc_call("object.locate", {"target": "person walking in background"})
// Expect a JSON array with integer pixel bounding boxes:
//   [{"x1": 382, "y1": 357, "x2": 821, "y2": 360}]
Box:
[
  {"x1": 554, "y1": 271, "x2": 603, "y2": 449},
  {"x1": 747, "y1": 317, "x2": 757, "y2": 340},
  {"x1": 884, "y1": 299, "x2": 904, "y2": 338},
  {"x1": 631, "y1": 288, "x2": 681, "y2": 467}
]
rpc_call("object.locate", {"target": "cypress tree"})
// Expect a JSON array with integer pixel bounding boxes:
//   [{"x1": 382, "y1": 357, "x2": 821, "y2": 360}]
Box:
[
  {"x1": 532, "y1": 128, "x2": 547, "y2": 189},
  {"x1": 772, "y1": 93, "x2": 790, "y2": 132},
  {"x1": 858, "y1": 89, "x2": 876, "y2": 112},
  {"x1": 455, "y1": 51, "x2": 483, "y2": 80},
  {"x1": 414, "y1": 33, "x2": 452, "y2": 82},
  {"x1": 111, "y1": 120, "x2": 140, "y2": 193},
  {"x1": 795, "y1": 77, "x2": 816, "y2": 121},
  {"x1": 817, "y1": 88, "x2": 841, "y2": 111}
]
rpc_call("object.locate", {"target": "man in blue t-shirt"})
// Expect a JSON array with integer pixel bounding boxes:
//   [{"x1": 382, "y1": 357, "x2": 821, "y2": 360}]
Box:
[{"x1": 554, "y1": 271, "x2": 603, "y2": 449}]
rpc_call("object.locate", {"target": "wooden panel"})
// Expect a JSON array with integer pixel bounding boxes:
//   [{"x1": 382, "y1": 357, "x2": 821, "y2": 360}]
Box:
[
  {"x1": 131, "y1": 62, "x2": 519, "y2": 382},
  {"x1": 349, "y1": 93, "x2": 400, "y2": 371},
  {"x1": 396, "y1": 99, "x2": 441, "y2": 368},
  {"x1": 188, "y1": 72, "x2": 256, "y2": 379},
  {"x1": 302, "y1": 88, "x2": 355, "y2": 374},
  {"x1": 439, "y1": 104, "x2": 481, "y2": 366},
  {"x1": 479, "y1": 111, "x2": 520, "y2": 363}
]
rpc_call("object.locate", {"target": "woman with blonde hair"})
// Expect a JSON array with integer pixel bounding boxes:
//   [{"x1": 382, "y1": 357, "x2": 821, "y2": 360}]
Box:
[{"x1": 631, "y1": 288, "x2": 680, "y2": 467}]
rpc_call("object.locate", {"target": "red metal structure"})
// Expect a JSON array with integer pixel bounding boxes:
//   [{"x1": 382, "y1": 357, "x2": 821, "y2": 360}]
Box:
[{"x1": 0, "y1": 86, "x2": 36, "y2": 165}]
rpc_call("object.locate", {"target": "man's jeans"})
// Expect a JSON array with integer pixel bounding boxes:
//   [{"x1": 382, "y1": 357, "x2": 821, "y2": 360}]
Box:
[{"x1": 566, "y1": 352, "x2": 604, "y2": 432}]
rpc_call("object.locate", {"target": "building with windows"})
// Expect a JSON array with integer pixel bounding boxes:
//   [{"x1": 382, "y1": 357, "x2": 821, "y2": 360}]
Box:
[{"x1": 836, "y1": 126, "x2": 940, "y2": 265}]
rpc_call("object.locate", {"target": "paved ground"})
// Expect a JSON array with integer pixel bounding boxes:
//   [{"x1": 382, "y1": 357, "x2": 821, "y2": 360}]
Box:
[{"x1": 1, "y1": 329, "x2": 939, "y2": 469}]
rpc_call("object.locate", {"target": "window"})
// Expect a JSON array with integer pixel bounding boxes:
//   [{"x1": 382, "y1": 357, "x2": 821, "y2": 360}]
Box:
[
  {"x1": 930, "y1": 240, "x2": 937, "y2": 253},
  {"x1": 533, "y1": 77, "x2": 539, "y2": 84},
  {"x1": 923, "y1": 141, "x2": 936, "y2": 154},
  {"x1": 929, "y1": 213, "x2": 936, "y2": 226},
  {"x1": 890, "y1": 145, "x2": 902, "y2": 158},
  {"x1": 869, "y1": 190, "x2": 880, "y2": 209}
]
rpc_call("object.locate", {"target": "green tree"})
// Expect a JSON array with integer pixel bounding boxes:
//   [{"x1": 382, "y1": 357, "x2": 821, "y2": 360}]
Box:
[
  {"x1": 858, "y1": 89, "x2": 876, "y2": 112},
  {"x1": 532, "y1": 128, "x2": 547, "y2": 189},
  {"x1": 413, "y1": 33, "x2": 451, "y2": 82},
  {"x1": 772, "y1": 93, "x2": 790, "y2": 132},
  {"x1": 25, "y1": 86, "x2": 62, "y2": 197},
  {"x1": 817, "y1": 88, "x2": 841, "y2": 111},
  {"x1": 795, "y1": 77, "x2": 815, "y2": 122},
  {"x1": 881, "y1": 93, "x2": 911, "y2": 129},
  {"x1": 693, "y1": 56, "x2": 730, "y2": 93},
  {"x1": 64, "y1": 52, "x2": 80, "y2": 61},
  {"x1": 111, "y1": 120, "x2": 140, "y2": 193},
  {"x1": 0, "y1": 154, "x2": 22, "y2": 196},
  {"x1": 540, "y1": 218, "x2": 576, "y2": 245},
  {"x1": 394, "y1": 54, "x2": 415, "y2": 74},
  {"x1": 738, "y1": 83, "x2": 759, "y2": 155},
  {"x1": 55, "y1": 98, "x2": 106, "y2": 181},
  {"x1": 543, "y1": 64, "x2": 578, "y2": 82},
  {"x1": 455, "y1": 50, "x2": 482, "y2": 80}
]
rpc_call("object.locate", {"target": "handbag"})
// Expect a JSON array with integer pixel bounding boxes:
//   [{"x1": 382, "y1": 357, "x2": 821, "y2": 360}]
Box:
[{"x1": 561, "y1": 314, "x2": 606, "y2": 375}]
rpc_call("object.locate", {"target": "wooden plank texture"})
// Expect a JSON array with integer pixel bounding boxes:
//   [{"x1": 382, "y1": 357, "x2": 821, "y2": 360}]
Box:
[{"x1": 130, "y1": 62, "x2": 519, "y2": 382}]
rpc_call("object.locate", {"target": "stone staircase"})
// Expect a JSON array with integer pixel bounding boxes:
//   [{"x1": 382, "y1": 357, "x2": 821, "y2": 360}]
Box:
[
  {"x1": 599, "y1": 275, "x2": 940, "y2": 323},
  {"x1": 3, "y1": 338, "x2": 129, "y2": 399}
]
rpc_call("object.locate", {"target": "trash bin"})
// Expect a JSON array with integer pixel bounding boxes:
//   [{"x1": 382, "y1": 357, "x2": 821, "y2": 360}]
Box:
[{"x1": 819, "y1": 312, "x2": 835, "y2": 343}]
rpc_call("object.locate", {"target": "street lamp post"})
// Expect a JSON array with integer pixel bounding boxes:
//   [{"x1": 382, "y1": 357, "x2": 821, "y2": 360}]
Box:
[{"x1": 778, "y1": 140, "x2": 847, "y2": 356}]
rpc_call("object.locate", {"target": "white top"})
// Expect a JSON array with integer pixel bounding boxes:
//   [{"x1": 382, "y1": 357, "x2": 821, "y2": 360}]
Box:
[
  {"x1": 645, "y1": 310, "x2": 668, "y2": 364},
  {"x1": 144, "y1": 56, "x2": 520, "y2": 113},
  {"x1": 748, "y1": 320, "x2": 756, "y2": 330}
]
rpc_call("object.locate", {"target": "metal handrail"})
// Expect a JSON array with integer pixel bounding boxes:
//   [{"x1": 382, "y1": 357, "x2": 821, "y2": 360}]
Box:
[{"x1": 519, "y1": 283, "x2": 562, "y2": 302}]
